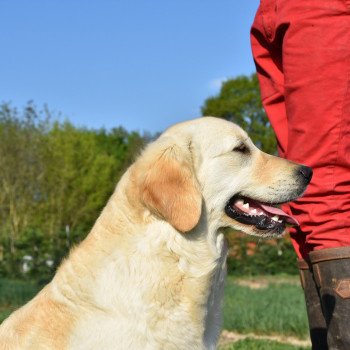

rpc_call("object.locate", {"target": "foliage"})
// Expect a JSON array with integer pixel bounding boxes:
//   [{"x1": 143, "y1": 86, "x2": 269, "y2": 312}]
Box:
[
  {"x1": 201, "y1": 74, "x2": 277, "y2": 154},
  {"x1": 0, "y1": 102, "x2": 147, "y2": 278},
  {"x1": 0, "y1": 73, "x2": 293, "y2": 278},
  {"x1": 226, "y1": 232, "x2": 299, "y2": 276},
  {"x1": 0, "y1": 103, "x2": 48, "y2": 256}
]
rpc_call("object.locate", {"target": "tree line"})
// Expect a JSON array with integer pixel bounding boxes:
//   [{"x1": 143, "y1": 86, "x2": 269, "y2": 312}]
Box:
[
  {"x1": 0, "y1": 74, "x2": 298, "y2": 279},
  {"x1": 0, "y1": 102, "x2": 148, "y2": 279}
]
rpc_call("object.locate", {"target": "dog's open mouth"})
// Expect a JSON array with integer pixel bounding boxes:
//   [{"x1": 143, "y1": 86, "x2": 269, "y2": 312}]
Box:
[{"x1": 225, "y1": 196, "x2": 299, "y2": 232}]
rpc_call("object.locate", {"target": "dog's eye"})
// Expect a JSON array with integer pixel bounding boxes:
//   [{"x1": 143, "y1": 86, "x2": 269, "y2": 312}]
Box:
[{"x1": 233, "y1": 143, "x2": 249, "y2": 154}]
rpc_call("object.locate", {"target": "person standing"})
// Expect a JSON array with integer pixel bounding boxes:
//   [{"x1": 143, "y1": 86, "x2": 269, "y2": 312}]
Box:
[{"x1": 251, "y1": 1, "x2": 350, "y2": 349}]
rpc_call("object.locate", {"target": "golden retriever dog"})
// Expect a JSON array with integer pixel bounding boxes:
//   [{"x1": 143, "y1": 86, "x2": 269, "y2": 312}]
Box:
[{"x1": 0, "y1": 117, "x2": 312, "y2": 349}]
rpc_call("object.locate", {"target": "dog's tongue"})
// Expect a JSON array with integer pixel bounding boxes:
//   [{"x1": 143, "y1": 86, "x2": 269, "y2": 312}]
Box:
[{"x1": 259, "y1": 203, "x2": 299, "y2": 226}]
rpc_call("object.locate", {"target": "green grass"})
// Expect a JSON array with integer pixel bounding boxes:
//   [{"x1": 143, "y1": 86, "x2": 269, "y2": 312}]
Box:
[
  {"x1": 0, "y1": 306, "x2": 17, "y2": 323},
  {"x1": 0, "y1": 278, "x2": 42, "y2": 323},
  {"x1": 221, "y1": 338, "x2": 310, "y2": 350},
  {"x1": 0, "y1": 276, "x2": 310, "y2": 349},
  {"x1": 0, "y1": 278, "x2": 40, "y2": 304},
  {"x1": 223, "y1": 276, "x2": 309, "y2": 339}
]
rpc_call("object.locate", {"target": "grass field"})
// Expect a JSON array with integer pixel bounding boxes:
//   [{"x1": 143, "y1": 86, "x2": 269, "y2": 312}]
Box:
[
  {"x1": 223, "y1": 276, "x2": 309, "y2": 338},
  {"x1": 221, "y1": 338, "x2": 309, "y2": 350},
  {"x1": 0, "y1": 275, "x2": 310, "y2": 349}
]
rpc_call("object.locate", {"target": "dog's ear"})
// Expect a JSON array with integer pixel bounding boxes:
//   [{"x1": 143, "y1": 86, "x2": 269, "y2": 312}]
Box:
[{"x1": 141, "y1": 145, "x2": 202, "y2": 233}]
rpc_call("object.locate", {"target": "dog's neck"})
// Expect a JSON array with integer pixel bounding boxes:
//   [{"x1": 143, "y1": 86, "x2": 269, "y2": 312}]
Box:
[{"x1": 51, "y1": 169, "x2": 227, "y2": 349}]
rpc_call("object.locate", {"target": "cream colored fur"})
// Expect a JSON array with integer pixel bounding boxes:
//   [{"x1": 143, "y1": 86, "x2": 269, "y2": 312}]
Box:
[{"x1": 0, "y1": 117, "x2": 306, "y2": 350}]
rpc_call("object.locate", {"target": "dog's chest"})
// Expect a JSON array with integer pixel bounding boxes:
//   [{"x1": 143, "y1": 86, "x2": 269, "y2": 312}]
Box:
[{"x1": 68, "y1": 231, "x2": 228, "y2": 350}]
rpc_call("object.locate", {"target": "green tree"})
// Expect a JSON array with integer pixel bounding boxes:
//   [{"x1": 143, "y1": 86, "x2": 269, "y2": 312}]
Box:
[
  {"x1": 95, "y1": 126, "x2": 146, "y2": 181},
  {"x1": 201, "y1": 74, "x2": 277, "y2": 154},
  {"x1": 0, "y1": 103, "x2": 48, "y2": 256},
  {"x1": 0, "y1": 102, "x2": 148, "y2": 278},
  {"x1": 41, "y1": 121, "x2": 116, "y2": 235}
]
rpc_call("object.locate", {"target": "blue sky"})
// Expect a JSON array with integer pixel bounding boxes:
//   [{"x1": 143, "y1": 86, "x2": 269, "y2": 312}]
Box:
[{"x1": 0, "y1": 0, "x2": 260, "y2": 134}]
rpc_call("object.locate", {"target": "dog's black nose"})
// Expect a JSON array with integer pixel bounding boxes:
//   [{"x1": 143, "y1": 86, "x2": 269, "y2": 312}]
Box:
[{"x1": 299, "y1": 165, "x2": 313, "y2": 183}]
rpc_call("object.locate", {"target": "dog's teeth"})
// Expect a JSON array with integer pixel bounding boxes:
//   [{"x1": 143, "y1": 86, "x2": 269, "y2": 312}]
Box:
[
  {"x1": 243, "y1": 203, "x2": 249, "y2": 209},
  {"x1": 251, "y1": 209, "x2": 257, "y2": 215},
  {"x1": 271, "y1": 215, "x2": 280, "y2": 222},
  {"x1": 278, "y1": 219, "x2": 283, "y2": 223}
]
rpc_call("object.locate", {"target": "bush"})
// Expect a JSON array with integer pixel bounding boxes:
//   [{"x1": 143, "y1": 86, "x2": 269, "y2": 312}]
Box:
[{"x1": 226, "y1": 231, "x2": 299, "y2": 276}]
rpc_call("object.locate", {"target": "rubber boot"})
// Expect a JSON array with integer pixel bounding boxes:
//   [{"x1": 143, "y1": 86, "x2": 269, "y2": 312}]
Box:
[
  {"x1": 298, "y1": 258, "x2": 328, "y2": 349},
  {"x1": 310, "y1": 247, "x2": 350, "y2": 350}
]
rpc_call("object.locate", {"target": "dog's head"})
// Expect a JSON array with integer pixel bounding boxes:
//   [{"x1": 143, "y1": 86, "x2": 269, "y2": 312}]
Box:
[{"x1": 134, "y1": 117, "x2": 312, "y2": 238}]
